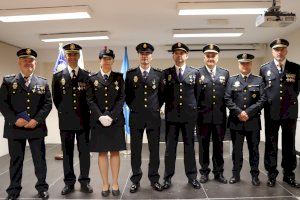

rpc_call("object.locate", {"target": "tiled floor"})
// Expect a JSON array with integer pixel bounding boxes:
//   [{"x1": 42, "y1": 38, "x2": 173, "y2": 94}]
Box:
[{"x1": 0, "y1": 142, "x2": 299, "y2": 199}]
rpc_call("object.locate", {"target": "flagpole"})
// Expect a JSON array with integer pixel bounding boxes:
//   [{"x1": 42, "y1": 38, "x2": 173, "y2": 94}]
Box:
[{"x1": 120, "y1": 46, "x2": 131, "y2": 156}]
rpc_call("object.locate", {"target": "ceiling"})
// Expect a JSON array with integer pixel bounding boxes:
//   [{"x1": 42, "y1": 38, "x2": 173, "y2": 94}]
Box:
[{"x1": 0, "y1": 0, "x2": 300, "y2": 60}]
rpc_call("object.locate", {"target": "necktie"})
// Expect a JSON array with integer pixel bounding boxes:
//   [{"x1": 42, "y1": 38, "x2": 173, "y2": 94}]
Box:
[
  {"x1": 209, "y1": 69, "x2": 214, "y2": 79},
  {"x1": 143, "y1": 71, "x2": 148, "y2": 82},
  {"x1": 178, "y1": 68, "x2": 183, "y2": 82},
  {"x1": 104, "y1": 74, "x2": 109, "y2": 81},
  {"x1": 243, "y1": 75, "x2": 247, "y2": 82},
  {"x1": 278, "y1": 63, "x2": 283, "y2": 74},
  {"x1": 72, "y1": 69, "x2": 77, "y2": 79},
  {"x1": 24, "y1": 76, "x2": 29, "y2": 87}
]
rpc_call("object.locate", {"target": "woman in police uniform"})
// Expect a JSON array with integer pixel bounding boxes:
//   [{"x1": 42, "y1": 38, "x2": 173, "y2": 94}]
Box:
[{"x1": 86, "y1": 47, "x2": 125, "y2": 197}]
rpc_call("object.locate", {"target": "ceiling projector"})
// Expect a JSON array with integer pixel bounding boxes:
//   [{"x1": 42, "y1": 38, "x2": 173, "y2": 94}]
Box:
[{"x1": 256, "y1": 1, "x2": 296, "y2": 27}]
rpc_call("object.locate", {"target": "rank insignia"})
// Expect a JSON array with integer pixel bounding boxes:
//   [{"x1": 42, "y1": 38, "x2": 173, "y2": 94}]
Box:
[
  {"x1": 115, "y1": 81, "x2": 119, "y2": 90},
  {"x1": 12, "y1": 82, "x2": 18, "y2": 89},
  {"x1": 61, "y1": 78, "x2": 66, "y2": 86},
  {"x1": 152, "y1": 79, "x2": 156, "y2": 89},
  {"x1": 267, "y1": 70, "x2": 271, "y2": 77},
  {"x1": 94, "y1": 80, "x2": 99, "y2": 87},
  {"x1": 133, "y1": 76, "x2": 138, "y2": 83}
]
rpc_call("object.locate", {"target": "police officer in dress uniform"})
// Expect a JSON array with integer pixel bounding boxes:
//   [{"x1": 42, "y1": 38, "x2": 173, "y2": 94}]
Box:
[
  {"x1": 162, "y1": 42, "x2": 201, "y2": 189},
  {"x1": 87, "y1": 47, "x2": 126, "y2": 197},
  {"x1": 260, "y1": 38, "x2": 300, "y2": 188},
  {"x1": 197, "y1": 44, "x2": 229, "y2": 184},
  {"x1": 125, "y1": 43, "x2": 164, "y2": 193},
  {"x1": 224, "y1": 53, "x2": 266, "y2": 186},
  {"x1": 52, "y1": 43, "x2": 93, "y2": 195},
  {"x1": 0, "y1": 48, "x2": 52, "y2": 200}
]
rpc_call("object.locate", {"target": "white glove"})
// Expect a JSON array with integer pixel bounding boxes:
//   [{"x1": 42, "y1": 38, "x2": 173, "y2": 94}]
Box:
[{"x1": 99, "y1": 115, "x2": 113, "y2": 127}]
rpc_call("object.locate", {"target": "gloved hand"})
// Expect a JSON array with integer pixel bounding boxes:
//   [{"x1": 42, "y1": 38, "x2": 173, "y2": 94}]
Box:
[{"x1": 99, "y1": 115, "x2": 113, "y2": 127}]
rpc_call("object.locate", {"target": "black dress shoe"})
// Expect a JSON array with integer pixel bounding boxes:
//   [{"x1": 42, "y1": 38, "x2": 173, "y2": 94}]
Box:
[
  {"x1": 129, "y1": 183, "x2": 140, "y2": 193},
  {"x1": 200, "y1": 175, "x2": 208, "y2": 183},
  {"x1": 229, "y1": 176, "x2": 240, "y2": 184},
  {"x1": 38, "y1": 191, "x2": 49, "y2": 199},
  {"x1": 112, "y1": 189, "x2": 120, "y2": 196},
  {"x1": 283, "y1": 177, "x2": 300, "y2": 188},
  {"x1": 251, "y1": 176, "x2": 260, "y2": 186},
  {"x1": 151, "y1": 182, "x2": 163, "y2": 191},
  {"x1": 214, "y1": 174, "x2": 228, "y2": 184},
  {"x1": 163, "y1": 179, "x2": 172, "y2": 189},
  {"x1": 101, "y1": 189, "x2": 110, "y2": 197},
  {"x1": 267, "y1": 178, "x2": 276, "y2": 187},
  {"x1": 188, "y1": 179, "x2": 201, "y2": 189},
  {"x1": 61, "y1": 185, "x2": 74, "y2": 195},
  {"x1": 81, "y1": 184, "x2": 93, "y2": 193},
  {"x1": 6, "y1": 193, "x2": 19, "y2": 200}
]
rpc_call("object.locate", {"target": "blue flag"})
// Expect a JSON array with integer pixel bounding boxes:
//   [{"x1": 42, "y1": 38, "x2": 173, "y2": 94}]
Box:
[
  {"x1": 52, "y1": 43, "x2": 67, "y2": 73},
  {"x1": 121, "y1": 46, "x2": 130, "y2": 135}
]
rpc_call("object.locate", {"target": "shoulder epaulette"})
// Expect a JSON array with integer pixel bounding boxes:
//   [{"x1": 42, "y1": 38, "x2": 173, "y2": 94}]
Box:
[
  {"x1": 153, "y1": 67, "x2": 162, "y2": 72},
  {"x1": 115, "y1": 71, "x2": 122, "y2": 75},
  {"x1": 218, "y1": 66, "x2": 229, "y2": 72},
  {"x1": 127, "y1": 67, "x2": 136, "y2": 72},
  {"x1": 37, "y1": 76, "x2": 47, "y2": 80},
  {"x1": 189, "y1": 66, "x2": 198, "y2": 70},
  {"x1": 261, "y1": 62, "x2": 270, "y2": 67},
  {"x1": 90, "y1": 73, "x2": 97, "y2": 77},
  {"x1": 4, "y1": 74, "x2": 16, "y2": 78},
  {"x1": 230, "y1": 74, "x2": 239, "y2": 78}
]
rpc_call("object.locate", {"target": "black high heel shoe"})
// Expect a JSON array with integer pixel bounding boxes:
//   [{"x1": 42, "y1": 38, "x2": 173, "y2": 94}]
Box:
[{"x1": 101, "y1": 185, "x2": 110, "y2": 197}]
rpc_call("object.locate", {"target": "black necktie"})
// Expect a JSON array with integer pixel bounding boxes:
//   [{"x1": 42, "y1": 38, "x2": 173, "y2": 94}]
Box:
[
  {"x1": 104, "y1": 74, "x2": 109, "y2": 81},
  {"x1": 178, "y1": 68, "x2": 183, "y2": 82},
  {"x1": 72, "y1": 70, "x2": 77, "y2": 79},
  {"x1": 243, "y1": 75, "x2": 247, "y2": 82},
  {"x1": 278, "y1": 63, "x2": 283, "y2": 74},
  {"x1": 210, "y1": 69, "x2": 214, "y2": 79},
  {"x1": 24, "y1": 76, "x2": 29, "y2": 87},
  {"x1": 143, "y1": 71, "x2": 148, "y2": 82}
]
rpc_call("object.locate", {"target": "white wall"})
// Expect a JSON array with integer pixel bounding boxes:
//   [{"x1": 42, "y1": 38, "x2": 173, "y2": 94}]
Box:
[{"x1": 0, "y1": 42, "x2": 20, "y2": 156}]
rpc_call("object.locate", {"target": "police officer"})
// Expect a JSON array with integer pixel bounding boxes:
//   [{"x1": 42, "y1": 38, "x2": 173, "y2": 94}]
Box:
[
  {"x1": 0, "y1": 48, "x2": 52, "y2": 199},
  {"x1": 125, "y1": 43, "x2": 164, "y2": 193},
  {"x1": 162, "y1": 42, "x2": 201, "y2": 189},
  {"x1": 87, "y1": 47, "x2": 126, "y2": 197},
  {"x1": 197, "y1": 44, "x2": 229, "y2": 184},
  {"x1": 224, "y1": 53, "x2": 266, "y2": 186},
  {"x1": 52, "y1": 43, "x2": 93, "y2": 195},
  {"x1": 260, "y1": 38, "x2": 300, "y2": 188}
]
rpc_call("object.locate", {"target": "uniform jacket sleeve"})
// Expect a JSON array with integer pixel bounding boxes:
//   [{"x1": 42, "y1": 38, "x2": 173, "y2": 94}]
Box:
[
  {"x1": 0, "y1": 78, "x2": 17, "y2": 123},
  {"x1": 245, "y1": 78, "x2": 267, "y2": 118},
  {"x1": 224, "y1": 77, "x2": 243, "y2": 116},
  {"x1": 51, "y1": 74, "x2": 61, "y2": 109},
  {"x1": 34, "y1": 82, "x2": 53, "y2": 123}
]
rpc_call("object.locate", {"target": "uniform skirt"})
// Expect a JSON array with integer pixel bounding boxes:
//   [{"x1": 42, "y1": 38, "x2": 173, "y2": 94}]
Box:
[{"x1": 90, "y1": 124, "x2": 126, "y2": 152}]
